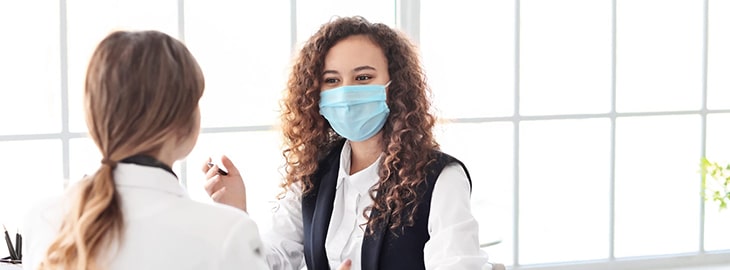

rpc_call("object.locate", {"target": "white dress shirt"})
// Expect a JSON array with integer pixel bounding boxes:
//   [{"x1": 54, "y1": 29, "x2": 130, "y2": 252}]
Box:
[
  {"x1": 264, "y1": 141, "x2": 490, "y2": 270},
  {"x1": 23, "y1": 163, "x2": 268, "y2": 270}
]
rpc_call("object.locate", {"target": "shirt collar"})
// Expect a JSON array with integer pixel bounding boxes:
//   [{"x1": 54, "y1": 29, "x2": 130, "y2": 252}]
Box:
[
  {"x1": 336, "y1": 141, "x2": 382, "y2": 196},
  {"x1": 120, "y1": 155, "x2": 177, "y2": 178}
]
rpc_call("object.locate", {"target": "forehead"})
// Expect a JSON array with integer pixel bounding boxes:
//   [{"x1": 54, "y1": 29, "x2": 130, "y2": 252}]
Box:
[{"x1": 323, "y1": 35, "x2": 388, "y2": 72}]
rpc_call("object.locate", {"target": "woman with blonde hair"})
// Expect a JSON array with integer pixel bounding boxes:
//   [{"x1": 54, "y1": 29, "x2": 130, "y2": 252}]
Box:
[
  {"x1": 23, "y1": 30, "x2": 267, "y2": 270},
  {"x1": 204, "y1": 16, "x2": 489, "y2": 270}
]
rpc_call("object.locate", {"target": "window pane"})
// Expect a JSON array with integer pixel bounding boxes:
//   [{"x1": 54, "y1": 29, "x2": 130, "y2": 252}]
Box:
[
  {"x1": 296, "y1": 0, "x2": 395, "y2": 46},
  {"x1": 66, "y1": 0, "x2": 179, "y2": 132},
  {"x1": 705, "y1": 114, "x2": 730, "y2": 175},
  {"x1": 519, "y1": 119, "x2": 611, "y2": 264},
  {"x1": 616, "y1": 0, "x2": 703, "y2": 112},
  {"x1": 520, "y1": 0, "x2": 611, "y2": 115},
  {"x1": 0, "y1": 2, "x2": 61, "y2": 135},
  {"x1": 421, "y1": 0, "x2": 515, "y2": 118},
  {"x1": 707, "y1": 0, "x2": 730, "y2": 110},
  {"x1": 615, "y1": 115, "x2": 701, "y2": 257},
  {"x1": 185, "y1": 1, "x2": 291, "y2": 127},
  {"x1": 436, "y1": 122, "x2": 515, "y2": 265},
  {"x1": 704, "y1": 113, "x2": 730, "y2": 251},
  {"x1": 69, "y1": 138, "x2": 101, "y2": 186},
  {"x1": 185, "y1": 131, "x2": 285, "y2": 231},
  {"x1": 0, "y1": 140, "x2": 64, "y2": 236}
]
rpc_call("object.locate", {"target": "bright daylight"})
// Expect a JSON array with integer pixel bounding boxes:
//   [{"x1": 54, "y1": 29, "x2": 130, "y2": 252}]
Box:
[{"x1": 1, "y1": 1, "x2": 729, "y2": 270}]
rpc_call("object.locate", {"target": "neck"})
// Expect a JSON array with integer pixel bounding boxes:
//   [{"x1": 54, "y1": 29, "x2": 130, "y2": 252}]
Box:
[
  {"x1": 155, "y1": 152, "x2": 176, "y2": 169},
  {"x1": 349, "y1": 132, "x2": 383, "y2": 175},
  {"x1": 155, "y1": 138, "x2": 183, "y2": 169}
]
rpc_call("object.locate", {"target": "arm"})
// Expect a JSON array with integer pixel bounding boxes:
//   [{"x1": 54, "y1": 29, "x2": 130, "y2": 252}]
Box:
[
  {"x1": 202, "y1": 157, "x2": 306, "y2": 270},
  {"x1": 217, "y1": 216, "x2": 268, "y2": 270},
  {"x1": 261, "y1": 183, "x2": 306, "y2": 270},
  {"x1": 424, "y1": 163, "x2": 490, "y2": 270}
]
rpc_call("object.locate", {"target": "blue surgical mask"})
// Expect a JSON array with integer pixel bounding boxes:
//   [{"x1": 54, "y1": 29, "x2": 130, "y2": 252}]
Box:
[{"x1": 319, "y1": 82, "x2": 391, "y2": 142}]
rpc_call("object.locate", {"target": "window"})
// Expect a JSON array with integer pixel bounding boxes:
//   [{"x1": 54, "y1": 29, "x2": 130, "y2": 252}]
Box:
[
  {"x1": 421, "y1": 0, "x2": 730, "y2": 268},
  {"x1": 0, "y1": 0, "x2": 63, "y2": 234},
  {"x1": 1, "y1": 1, "x2": 729, "y2": 268}
]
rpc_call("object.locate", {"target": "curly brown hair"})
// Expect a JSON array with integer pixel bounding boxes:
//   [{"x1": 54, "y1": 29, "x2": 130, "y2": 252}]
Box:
[{"x1": 280, "y1": 16, "x2": 439, "y2": 234}]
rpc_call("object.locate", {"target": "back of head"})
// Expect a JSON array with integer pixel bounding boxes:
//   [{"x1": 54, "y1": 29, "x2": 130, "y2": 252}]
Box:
[
  {"x1": 40, "y1": 30, "x2": 204, "y2": 270},
  {"x1": 85, "y1": 30, "x2": 205, "y2": 159}
]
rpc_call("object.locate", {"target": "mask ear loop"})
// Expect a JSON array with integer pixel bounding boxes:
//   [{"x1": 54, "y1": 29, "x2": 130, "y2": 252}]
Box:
[{"x1": 383, "y1": 81, "x2": 391, "y2": 102}]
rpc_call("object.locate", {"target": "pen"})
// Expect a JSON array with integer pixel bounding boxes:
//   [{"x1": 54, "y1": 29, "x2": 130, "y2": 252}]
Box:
[
  {"x1": 15, "y1": 229, "x2": 21, "y2": 260},
  {"x1": 207, "y1": 162, "x2": 229, "y2": 176},
  {"x1": 3, "y1": 225, "x2": 18, "y2": 261}
]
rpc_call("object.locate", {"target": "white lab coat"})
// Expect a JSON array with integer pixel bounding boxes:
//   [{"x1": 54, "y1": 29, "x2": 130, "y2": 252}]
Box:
[{"x1": 22, "y1": 163, "x2": 268, "y2": 270}]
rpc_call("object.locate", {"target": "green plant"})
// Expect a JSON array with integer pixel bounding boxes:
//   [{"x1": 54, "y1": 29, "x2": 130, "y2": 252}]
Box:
[{"x1": 700, "y1": 157, "x2": 730, "y2": 210}]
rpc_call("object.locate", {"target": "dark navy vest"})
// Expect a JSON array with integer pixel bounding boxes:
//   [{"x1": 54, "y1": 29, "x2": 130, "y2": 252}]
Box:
[{"x1": 301, "y1": 140, "x2": 472, "y2": 270}]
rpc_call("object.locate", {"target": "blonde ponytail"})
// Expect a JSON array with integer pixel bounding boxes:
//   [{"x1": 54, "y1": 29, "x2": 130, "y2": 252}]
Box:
[{"x1": 39, "y1": 162, "x2": 124, "y2": 270}]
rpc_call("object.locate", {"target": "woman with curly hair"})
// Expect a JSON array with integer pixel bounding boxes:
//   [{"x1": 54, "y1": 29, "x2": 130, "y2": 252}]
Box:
[{"x1": 204, "y1": 16, "x2": 489, "y2": 270}]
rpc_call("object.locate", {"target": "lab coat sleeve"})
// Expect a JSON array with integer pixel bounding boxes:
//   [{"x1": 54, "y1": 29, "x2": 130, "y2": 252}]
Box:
[
  {"x1": 424, "y1": 163, "x2": 491, "y2": 270},
  {"x1": 261, "y1": 183, "x2": 306, "y2": 270},
  {"x1": 217, "y1": 214, "x2": 269, "y2": 270}
]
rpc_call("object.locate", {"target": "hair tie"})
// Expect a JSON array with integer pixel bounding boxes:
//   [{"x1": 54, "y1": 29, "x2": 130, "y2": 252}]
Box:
[{"x1": 101, "y1": 158, "x2": 117, "y2": 168}]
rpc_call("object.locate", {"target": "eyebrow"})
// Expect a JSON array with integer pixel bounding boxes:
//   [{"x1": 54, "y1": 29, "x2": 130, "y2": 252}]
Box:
[
  {"x1": 353, "y1": 65, "x2": 376, "y2": 72},
  {"x1": 322, "y1": 65, "x2": 377, "y2": 76}
]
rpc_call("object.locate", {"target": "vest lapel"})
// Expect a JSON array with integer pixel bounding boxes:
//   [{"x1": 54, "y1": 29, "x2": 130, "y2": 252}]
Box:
[
  {"x1": 308, "y1": 142, "x2": 344, "y2": 270},
  {"x1": 361, "y1": 207, "x2": 390, "y2": 270}
]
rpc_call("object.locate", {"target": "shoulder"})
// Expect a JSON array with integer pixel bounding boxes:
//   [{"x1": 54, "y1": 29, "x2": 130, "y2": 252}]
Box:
[
  {"x1": 176, "y1": 202, "x2": 267, "y2": 269},
  {"x1": 430, "y1": 151, "x2": 472, "y2": 192},
  {"x1": 22, "y1": 188, "x2": 75, "y2": 270},
  {"x1": 204, "y1": 204, "x2": 267, "y2": 268},
  {"x1": 173, "y1": 199, "x2": 257, "y2": 230},
  {"x1": 438, "y1": 163, "x2": 470, "y2": 187},
  {"x1": 430, "y1": 151, "x2": 467, "y2": 169},
  {"x1": 24, "y1": 182, "x2": 82, "y2": 234},
  {"x1": 428, "y1": 151, "x2": 471, "y2": 184},
  {"x1": 219, "y1": 209, "x2": 262, "y2": 248},
  {"x1": 430, "y1": 163, "x2": 473, "y2": 216},
  {"x1": 23, "y1": 195, "x2": 64, "y2": 237},
  {"x1": 170, "y1": 199, "x2": 263, "y2": 250}
]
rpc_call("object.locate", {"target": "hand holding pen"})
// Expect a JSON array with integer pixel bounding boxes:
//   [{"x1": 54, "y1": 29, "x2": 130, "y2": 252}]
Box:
[
  {"x1": 202, "y1": 155, "x2": 248, "y2": 212},
  {"x1": 207, "y1": 162, "x2": 228, "y2": 176}
]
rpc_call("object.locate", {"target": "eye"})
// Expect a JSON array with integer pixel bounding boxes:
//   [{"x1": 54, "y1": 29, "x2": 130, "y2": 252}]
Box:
[
  {"x1": 323, "y1": 77, "x2": 340, "y2": 84},
  {"x1": 355, "y1": 75, "x2": 372, "y2": 81}
]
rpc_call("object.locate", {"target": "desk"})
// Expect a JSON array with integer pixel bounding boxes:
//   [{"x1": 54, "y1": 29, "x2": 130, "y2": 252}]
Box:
[{"x1": 0, "y1": 263, "x2": 21, "y2": 270}]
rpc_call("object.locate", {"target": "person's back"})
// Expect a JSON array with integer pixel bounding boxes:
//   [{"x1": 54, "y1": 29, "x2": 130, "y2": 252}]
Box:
[
  {"x1": 21, "y1": 30, "x2": 267, "y2": 270},
  {"x1": 25, "y1": 163, "x2": 265, "y2": 270}
]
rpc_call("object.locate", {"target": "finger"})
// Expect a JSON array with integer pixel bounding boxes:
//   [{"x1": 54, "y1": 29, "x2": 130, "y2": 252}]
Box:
[
  {"x1": 337, "y1": 259, "x2": 352, "y2": 270},
  {"x1": 211, "y1": 186, "x2": 227, "y2": 201},
  {"x1": 201, "y1": 157, "x2": 212, "y2": 173},
  {"x1": 206, "y1": 163, "x2": 224, "y2": 179},
  {"x1": 220, "y1": 155, "x2": 241, "y2": 176},
  {"x1": 204, "y1": 175, "x2": 221, "y2": 195}
]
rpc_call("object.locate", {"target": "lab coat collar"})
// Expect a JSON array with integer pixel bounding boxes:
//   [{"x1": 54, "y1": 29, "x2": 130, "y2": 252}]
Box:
[{"x1": 113, "y1": 163, "x2": 188, "y2": 198}]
